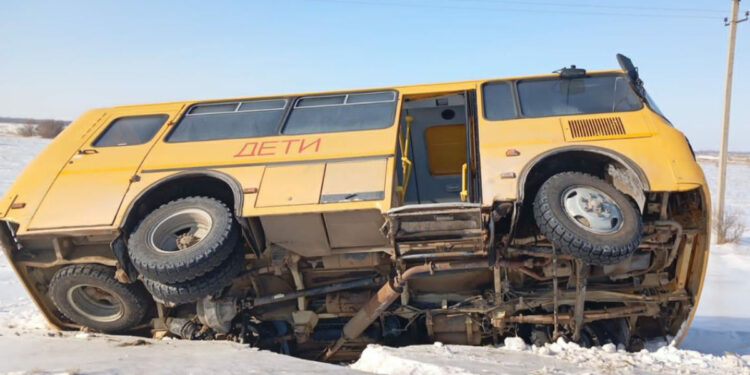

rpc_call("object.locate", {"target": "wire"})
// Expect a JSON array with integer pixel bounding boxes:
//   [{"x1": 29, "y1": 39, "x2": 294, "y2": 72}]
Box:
[
  {"x1": 295, "y1": 0, "x2": 724, "y2": 20},
  {"x1": 452, "y1": 0, "x2": 727, "y2": 14}
]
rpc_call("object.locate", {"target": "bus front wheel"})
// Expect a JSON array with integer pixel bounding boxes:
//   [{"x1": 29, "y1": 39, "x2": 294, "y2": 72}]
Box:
[{"x1": 532, "y1": 172, "x2": 642, "y2": 266}]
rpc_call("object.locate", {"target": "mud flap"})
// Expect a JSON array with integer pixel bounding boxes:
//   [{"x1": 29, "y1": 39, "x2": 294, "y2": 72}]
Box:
[{"x1": 111, "y1": 236, "x2": 138, "y2": 283}]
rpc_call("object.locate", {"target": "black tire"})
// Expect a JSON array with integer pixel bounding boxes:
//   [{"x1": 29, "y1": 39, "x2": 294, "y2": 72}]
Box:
[
  {"x1": 533, "y1": 172, "x2": 642, "y2": 266},
  {"x1": 128, "y1": 196, "x2": 239, "y2": 284},
  {"x1": 143, "y1": 247, "x2": 246, "y2": 305},
  {"x1": 49, "y1": 264, "x2": 150, "y2": 332}
]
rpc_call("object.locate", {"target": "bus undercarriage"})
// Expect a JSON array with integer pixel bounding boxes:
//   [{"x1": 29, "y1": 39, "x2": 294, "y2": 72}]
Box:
[{"x1": 143, "y1": 188, "x2": 705, "y2": 362}]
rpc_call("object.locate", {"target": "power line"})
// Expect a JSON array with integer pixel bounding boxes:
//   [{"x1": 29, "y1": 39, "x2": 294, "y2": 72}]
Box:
[
  {"x1": 451, "y1": 0, "x2": 727, "y2": 14},
  {"x1": 296, "y1": 0, "x2": 723, "y2": 20}
]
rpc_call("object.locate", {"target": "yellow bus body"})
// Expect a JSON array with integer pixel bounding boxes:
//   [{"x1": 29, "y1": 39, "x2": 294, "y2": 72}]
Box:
[{"x1": 0, "y1": 66, "x2": 710, "y2": 353}]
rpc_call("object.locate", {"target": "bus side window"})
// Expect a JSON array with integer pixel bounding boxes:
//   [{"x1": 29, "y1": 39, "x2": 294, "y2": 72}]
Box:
[
  {"x1": 167, "y1": 99, "x2": 287, "y2": 142},
  {"x1": 482, "y1": 82, "x2": 516, "y2": 120},
  {"x1": 282, "y1": 91, "x2": 397, "y2": 135}
]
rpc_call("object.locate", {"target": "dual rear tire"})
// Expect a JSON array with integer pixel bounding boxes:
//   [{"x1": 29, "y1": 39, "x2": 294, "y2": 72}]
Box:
[{"x1": 128, "y1": 197, "x2": 245, "y2": 304}]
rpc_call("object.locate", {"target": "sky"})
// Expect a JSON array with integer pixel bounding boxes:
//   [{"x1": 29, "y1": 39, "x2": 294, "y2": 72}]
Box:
[{"x1": 0, "y1": 0, "x2": 748, "y2": 151}]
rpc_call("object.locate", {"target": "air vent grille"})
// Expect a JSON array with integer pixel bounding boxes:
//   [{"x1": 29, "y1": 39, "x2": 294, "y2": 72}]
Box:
[{"x1": 568, "y1": 117, "x2": 626, "y2": 139}]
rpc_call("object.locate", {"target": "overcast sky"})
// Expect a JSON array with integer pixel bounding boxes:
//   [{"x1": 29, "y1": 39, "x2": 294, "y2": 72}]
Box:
[{"x1": 1, "y1": 0, "x2": 748, "y2": 151}]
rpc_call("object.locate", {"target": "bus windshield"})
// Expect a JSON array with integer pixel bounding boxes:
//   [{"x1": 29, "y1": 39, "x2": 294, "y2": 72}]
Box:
[{"x1": 517, "y1": 75, "x2": 643, "y2": 117}]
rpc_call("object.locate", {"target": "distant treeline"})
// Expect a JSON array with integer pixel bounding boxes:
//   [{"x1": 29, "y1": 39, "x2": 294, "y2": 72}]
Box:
[
  {"x1": 1, "y1": 117, "x2": 71, "y2": 139},
  {"x1": 0, "y1": 116, "x2": 70, "y2": 125}
]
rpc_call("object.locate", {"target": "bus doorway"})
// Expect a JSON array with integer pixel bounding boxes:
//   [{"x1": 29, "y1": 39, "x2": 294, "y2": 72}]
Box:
[{"x1": 396, "y1": 91, "x2": 480, "y2": 205}]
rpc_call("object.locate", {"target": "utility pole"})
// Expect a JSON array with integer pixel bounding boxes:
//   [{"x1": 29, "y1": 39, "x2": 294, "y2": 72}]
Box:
[{"x1": 716, "y1": 0, "x2": 748, "y2": 243}]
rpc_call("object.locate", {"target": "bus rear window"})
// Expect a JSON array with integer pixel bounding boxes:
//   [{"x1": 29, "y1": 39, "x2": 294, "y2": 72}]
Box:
[
  {"x1": 93, "y1": 115, "x2": 168, "y2": 147},
  {"x1": 282, "y1": 91, "x2": 397, "y2": 135},
  {"x1": 517, "y1": 75, "x2": 642, "y2": 117}
]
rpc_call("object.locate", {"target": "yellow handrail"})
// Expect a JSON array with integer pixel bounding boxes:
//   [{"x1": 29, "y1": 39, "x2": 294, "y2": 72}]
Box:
[
  {"x1": 397, "y1": 115, "x2": 414, "y2": 202},
  {"x1": 460, "y1": 163, "x2": 468, "y2": 202}
]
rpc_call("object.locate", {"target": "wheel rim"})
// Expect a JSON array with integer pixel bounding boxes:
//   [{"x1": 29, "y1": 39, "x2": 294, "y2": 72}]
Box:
[
  {"x1": 561, "y1": 186, "x2": 623, "y2": 234},
  {"x1": 147, "y1": 208, "x2": 214, "y2": 253},
  {"x1": 66, "y1": 284, "x2": 124, "y2": 323}
]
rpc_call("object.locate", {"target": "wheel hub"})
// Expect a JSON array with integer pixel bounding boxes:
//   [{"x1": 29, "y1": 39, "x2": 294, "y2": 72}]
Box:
[
  {"x1": 147, "y1": 208, "x2": 214, "y2": 253},
  {"x1": 176, "y1": 233, "x2": 200, "y2": 250},
  {"x1": 561, "y1": 186, "x2": 623, "y2": 234},
  {"x1": 66, "y1": 284, "x2": 124, "y2": 323}
]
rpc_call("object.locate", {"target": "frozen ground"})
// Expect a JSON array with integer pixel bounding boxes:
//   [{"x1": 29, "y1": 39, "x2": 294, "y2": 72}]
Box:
[
  {"x1": 0, "y1": 135, "x2": 748, "y2": 374},
  {"x1": 0, "y1": 123, "x2": 27, "y2": 137}
]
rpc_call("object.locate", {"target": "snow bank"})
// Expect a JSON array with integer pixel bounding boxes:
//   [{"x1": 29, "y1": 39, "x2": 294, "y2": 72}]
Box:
[
  {"x1": 0, "y1": 136, "x2": 49, "y2": 195},
  {"x1": 0, "y1": 136, "x2": 50, "y2": 334},
  {"x1": 0, "y1": 123, "x2": 22, "y2": 136},
  {"x1": 352, "y1": 338, "x2": 750, "y2": 375},
  {"x1": 0, "y1": 332, "x2": 361, "y2": 375},
  {"x1": 681, "y1": 161, "x2": 750, "y2": 356}
]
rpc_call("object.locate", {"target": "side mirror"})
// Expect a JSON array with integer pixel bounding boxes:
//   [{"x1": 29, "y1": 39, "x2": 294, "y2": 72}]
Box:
[
  {"x1": 616, "y1": 53, "x2": 645, "y2": 97},
  {"x1": 616, "y1": 53, "x2": 639, "y2": 82}
]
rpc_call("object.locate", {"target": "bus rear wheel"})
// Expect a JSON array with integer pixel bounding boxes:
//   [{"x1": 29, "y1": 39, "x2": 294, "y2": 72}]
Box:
[
  {"x1": 532, "y1": 172, "x2": 642, "y2": 266},
  {"x1": 127, "y1": 196, "x2": 239, "y2": 284},
  {"x1": 49, "y1": 264, "x2": 150, "y2": 332}
]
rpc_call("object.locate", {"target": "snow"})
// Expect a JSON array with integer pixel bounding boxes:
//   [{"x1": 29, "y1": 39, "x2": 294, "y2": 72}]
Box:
[
  {"x1": 680, "y1": 161, "x2": 750, "y2": 357},
  {"x1": 0, "y1": 135, "x2": 748, "y2": 374},
  {"x1": 0, "y1": 136, "x2": 48, "y2": 196},
  {"x1": 352, "y1": 339, "x2": 750, "y2": 375},
  {"x1": 0, "y1": 123, "x2": 22, "y2": 136},
  {"x1": 0, "y1": 332, "x2": 361, "y2": 375}
]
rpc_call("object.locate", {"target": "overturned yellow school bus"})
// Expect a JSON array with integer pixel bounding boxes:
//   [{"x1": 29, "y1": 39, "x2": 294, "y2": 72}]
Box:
[{"x1": 0, "y1": 54, "x2": 709, "y2": 360}]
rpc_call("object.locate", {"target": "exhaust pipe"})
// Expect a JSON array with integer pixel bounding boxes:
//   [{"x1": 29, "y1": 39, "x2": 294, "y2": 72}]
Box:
[{"x1": 323, "y1": 260, "x2": 488, "y2": 360}]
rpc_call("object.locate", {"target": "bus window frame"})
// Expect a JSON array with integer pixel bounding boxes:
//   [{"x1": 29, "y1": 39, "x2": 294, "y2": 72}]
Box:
[
  {"x1": 160, "y1": 90, "x2": 401, "y2": 144},
  {"x1": 280, "y1": 90, "x2": 399, "y2": 136},
  {"x1": 163, "y1": 98, "x2": 290, "y2": 144},
  {"x1": 90, "y1": 114, "x2": 170, "y2": 148}
]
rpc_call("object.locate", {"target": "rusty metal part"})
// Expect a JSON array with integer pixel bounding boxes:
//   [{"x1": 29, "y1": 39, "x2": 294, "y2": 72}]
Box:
[
  {"x1": 508, "y1": 246, "x2": 575, "y2": 260},
  {"x1": 552, "y1": 245, "x2": 560, "y2": 340},
  {"x1": 250, "y1": 277, "x2": 383, "y2": 307},
  {"x1": 516, "y1": 267, "x2": 549, "y2": 281},
  {"x1": 292, "y1": 310, "x2": 319, "y2": 343},
  {"x1": 571, "y1": 260, "x2": 589, "y2": 342},
  {"x1": 321, "y1": 253, "x2": 384, "y2": 269},
  {"x1": 288, "y1": 255, "x2": 306, "y2": 311},
  {"x1": 507, "y1": 304, "x2": 656, "y2": 325},
  {"x1": 614, "y1": 220, "x2": 683, "y2": 280},
  {"x1": 323, "y1": 260, "x2": 489, "y2": 360},
  {"x1": 656, "y1": 220, "x2": 683, "y2": 270},
  {"x1": 429, "y1": 313, "x2": 482, "y2": 345},
  {"x1": 197, "y1": 297, "x2": 237, "y2": 334},
  {"x1": 114, "y1": 268, "x2": 132, "y2": 284},
  {"x1": 400, "y1": 251, "x2": 484, "y2": 260},
  {"x1": 176, "y1": 233, "x2": 199, "y2": 250},
  {"x1": 660, "y1": 192, "x2": 670, "y2": 220},
  {"x1": 325, "y1": 291, "x2": 373, "y2": 314},
  {"x1": 166, "y1": 318, "x2": 200, "y2": 339}
]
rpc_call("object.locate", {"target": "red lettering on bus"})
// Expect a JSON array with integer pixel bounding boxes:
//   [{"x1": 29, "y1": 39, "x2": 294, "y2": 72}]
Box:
[
  {"x1": 233, "y1": 137, "x2": 322, "y2": 158},
  {"x1": 257, "y1": 141, "x2": 278, "y2": 156},
  {"x1": 299, "y1": 138, "x2": 321, "y2": 153},
  {"x1": 282, "y1": 139, "x2": 300, "y2": 154},
  {"x1": 233, "y1": 141, "x2": 258, "y2": 157}
]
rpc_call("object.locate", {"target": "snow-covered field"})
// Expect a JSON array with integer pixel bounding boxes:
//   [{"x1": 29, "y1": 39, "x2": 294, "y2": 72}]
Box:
[
  {"x1": 0, "y1": 123, "x2": 24, "y2": 136},
  {"x1": 0, "y1": 135, "x2": 748, "y2": 374}
]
